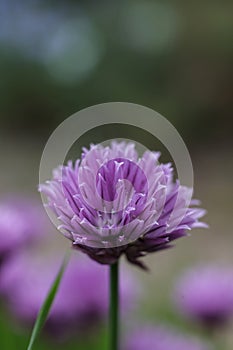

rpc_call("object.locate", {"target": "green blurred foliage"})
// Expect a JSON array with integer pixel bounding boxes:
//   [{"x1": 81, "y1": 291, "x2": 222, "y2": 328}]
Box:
[
  {"x1": 0, "y1": 305, "x2": 108, "y2": 350},
  {"x1": 0, "y1": 0, "x2": 232, "y2": 149}
]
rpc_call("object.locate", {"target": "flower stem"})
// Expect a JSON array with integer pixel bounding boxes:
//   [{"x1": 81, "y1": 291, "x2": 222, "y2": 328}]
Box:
[{"x1": 109, "y1": 261, "x2": 119, "y2": 350}]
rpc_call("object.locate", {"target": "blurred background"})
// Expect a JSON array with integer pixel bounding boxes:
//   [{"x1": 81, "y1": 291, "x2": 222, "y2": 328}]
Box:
[{"x1": 0, "y1": 0, "x2": 232, "y2": 349}]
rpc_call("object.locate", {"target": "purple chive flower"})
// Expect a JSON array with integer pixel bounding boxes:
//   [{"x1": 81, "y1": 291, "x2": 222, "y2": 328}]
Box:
[
  {"x1": 174, "y1": 265, "x2": 233, "y2": 327},
  {"x1": 39, "y1": 141, "x2": 207, "y2": 269},
  {"x1": 0, "y1": 250, "x2": 137, "y2": 334},
  {"x1": 124, "y1": 325, "x2": 212, "y2": 350},
  {"x1": 0, "y1": 196, "x2": 45, "y2": 262}
]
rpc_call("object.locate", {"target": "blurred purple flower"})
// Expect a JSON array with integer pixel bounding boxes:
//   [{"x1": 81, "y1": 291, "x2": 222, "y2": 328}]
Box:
[
  {"x1": 174, "y1": 265, "x2": 233, "y2": 327},
  {"x1": 40, "y1": 141, "x2": 207, "y2": 269},
  {"x1": 124, "y1": 325, "x2": 212, "y2": 350},
  {"x1": 0, "y1": 250, "x2": 138, "y2": 334},
  {"x1": 0, "y1": 196, "x2": 45, "y2": 262}
]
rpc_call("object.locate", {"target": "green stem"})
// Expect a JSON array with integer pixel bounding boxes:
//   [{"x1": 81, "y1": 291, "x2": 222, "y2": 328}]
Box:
[
  {"x1": 208, "y1": 327, "x2": 228, "y2": 350},
  {"x1": 109, "y1": 262, "x2": 119, "y2": 350}
]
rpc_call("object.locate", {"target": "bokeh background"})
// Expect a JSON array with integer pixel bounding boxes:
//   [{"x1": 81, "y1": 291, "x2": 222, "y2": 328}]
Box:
[{"x1": 0, "y1": 0, "x2": 232, "y2": 349}]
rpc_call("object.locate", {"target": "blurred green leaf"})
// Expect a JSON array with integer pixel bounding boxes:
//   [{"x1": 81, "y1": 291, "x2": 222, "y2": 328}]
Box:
[{"x1": 27, "y1": 251, "x2": 70, "y2": 350}]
